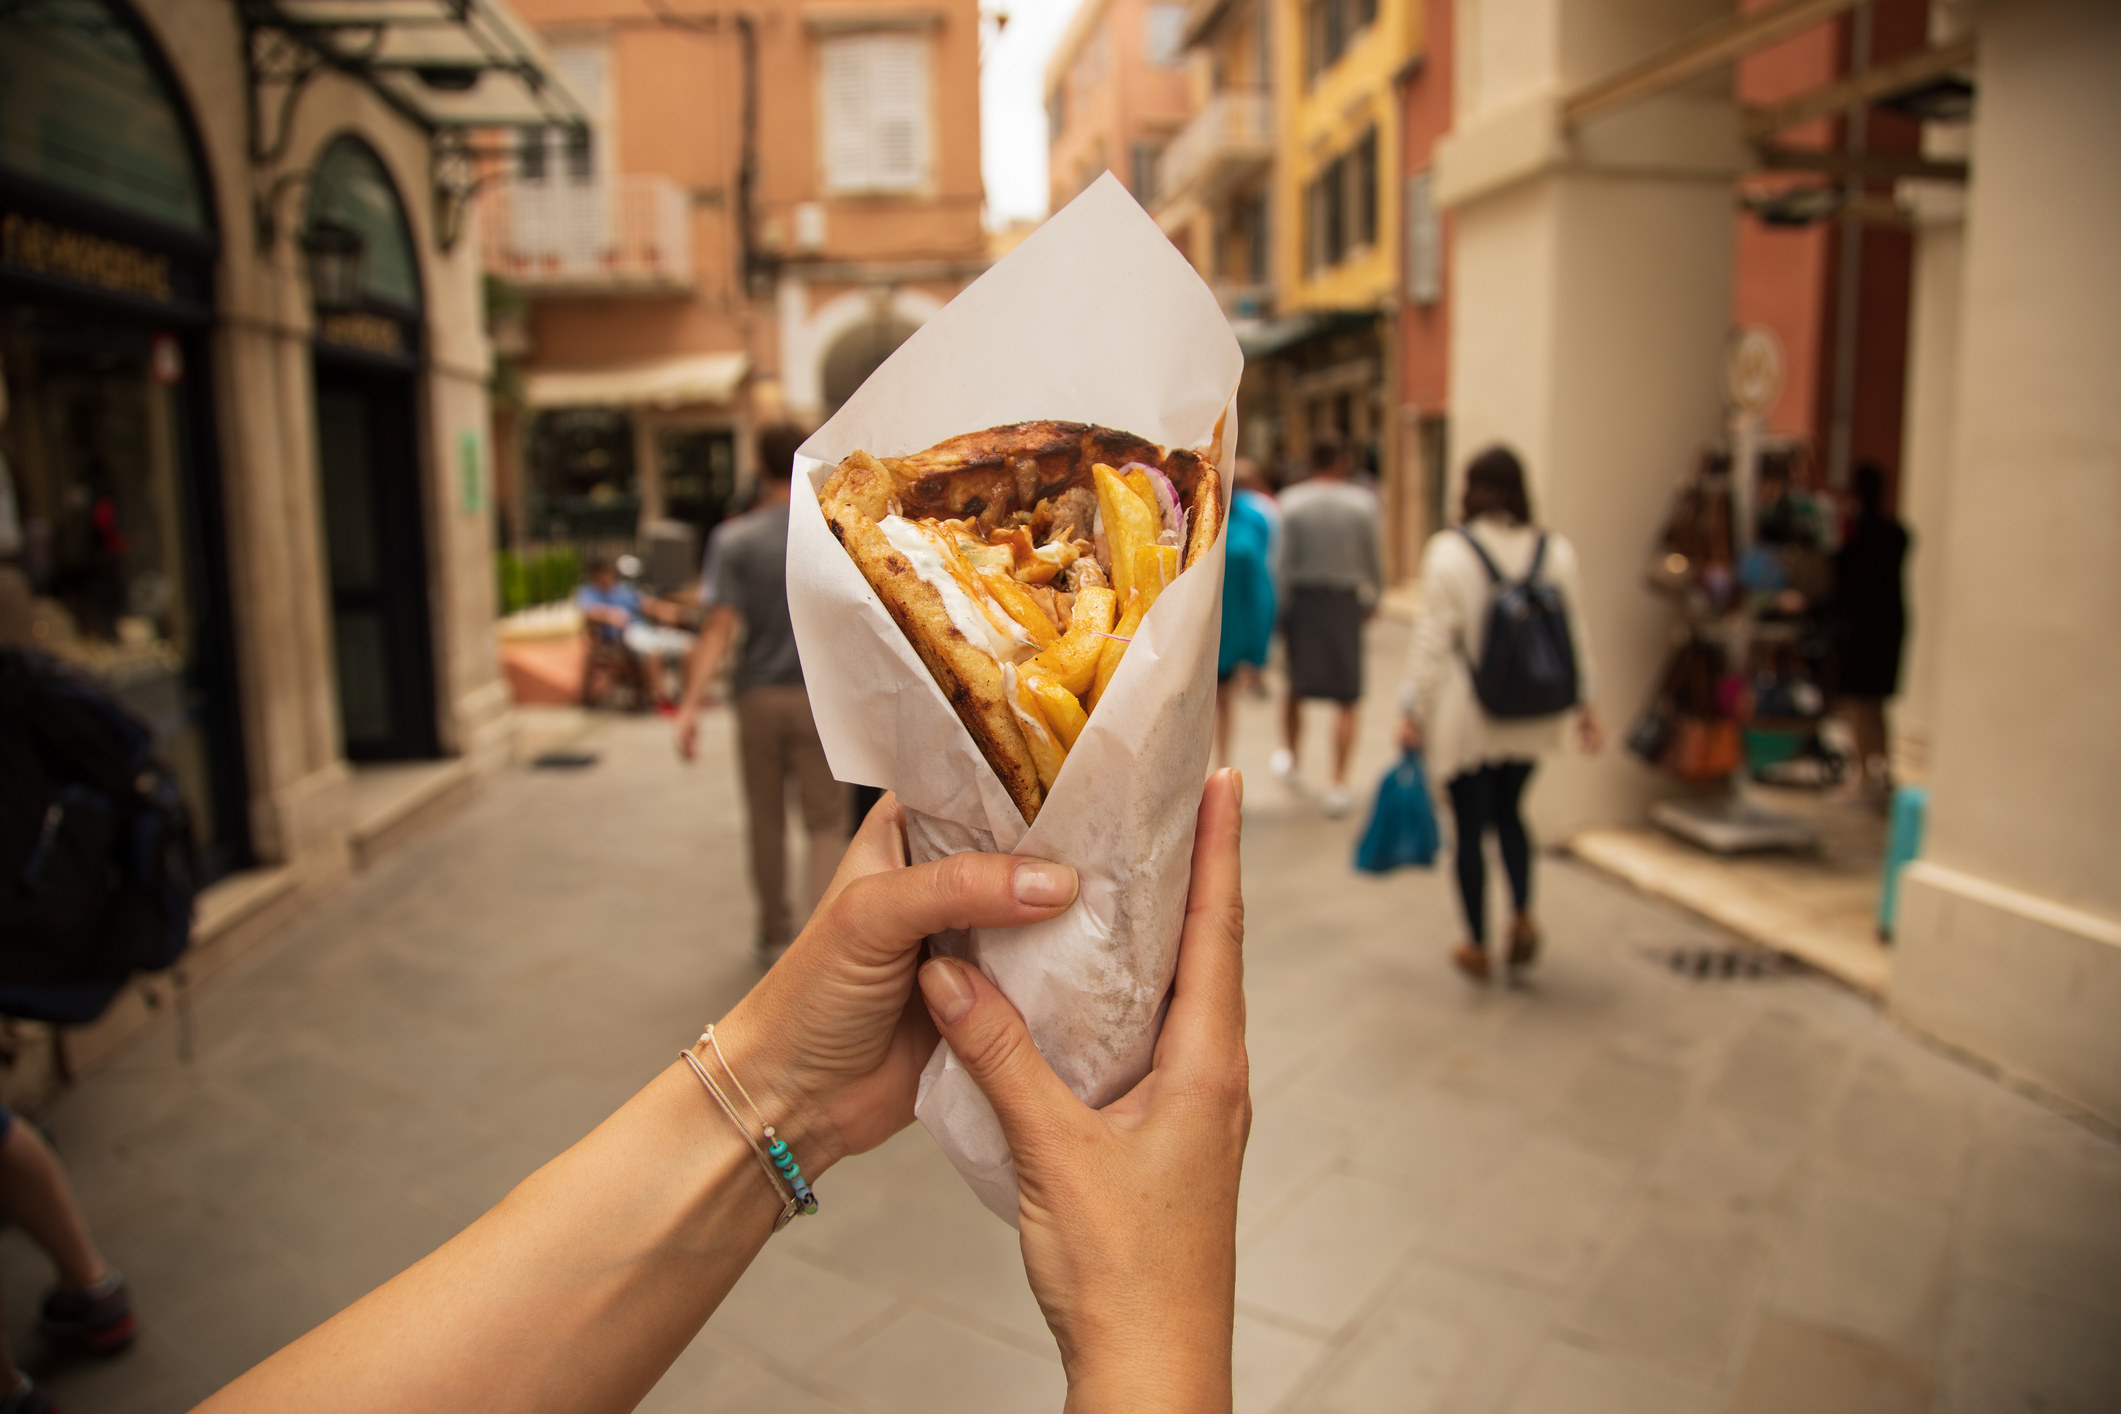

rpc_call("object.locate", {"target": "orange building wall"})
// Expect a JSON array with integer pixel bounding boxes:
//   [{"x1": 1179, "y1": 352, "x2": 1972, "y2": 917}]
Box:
[
  {"x1": 1397, "y1": 0, "x2": 1452, "y2": 413},
  {"x1": 506, "y1": 0, "x2": 986, "y2": 378},
  {"x1": 1732, "y1": 0, "x2": 1925, "y2": 493},
  {"x1": 1046, "y1": 0, "x2": 1193, "y2": 211}
]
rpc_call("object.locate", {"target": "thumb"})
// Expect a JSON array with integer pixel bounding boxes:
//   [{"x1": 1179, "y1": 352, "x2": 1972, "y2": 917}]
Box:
[{"x1": 919, "y1": 958, "x2": 1082, "y2": 1157}]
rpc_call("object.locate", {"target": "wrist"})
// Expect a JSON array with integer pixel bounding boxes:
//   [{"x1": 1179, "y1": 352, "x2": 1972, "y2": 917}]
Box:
[{"x1": 700, "y1": 1005, "x2": 845, "y2": 1177}]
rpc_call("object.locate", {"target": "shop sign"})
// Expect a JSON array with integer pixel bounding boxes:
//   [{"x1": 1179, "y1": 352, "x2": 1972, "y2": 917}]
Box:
[
  {"x1": 1, "y1": 211, "x2": 172, "y2": 302},
  {"x1": 316, "y1": 309, "x2": 408, "y2": 358}
]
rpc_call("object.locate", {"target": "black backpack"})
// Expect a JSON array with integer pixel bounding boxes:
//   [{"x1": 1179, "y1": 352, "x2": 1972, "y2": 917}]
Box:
[
  {"x1": 1458, "y1": 529, "x2": 1581, "y2": 720},
  {"x1": 0, "y1": 649, "x2": 197, "y2": 1024}
]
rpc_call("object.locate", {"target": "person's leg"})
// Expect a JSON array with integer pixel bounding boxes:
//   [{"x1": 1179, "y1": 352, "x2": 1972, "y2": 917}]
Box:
[
  {"x1": 0, "y1": 1119, "x2": 108, "y2": 1292},
  {"x1": 734, "y1": 690, "x2": 793, "y2": 951},
  {"x1": 1330, "y1": 700, "x2": 1359, "y2": 787},
  {"x1": 1493, "y1": 760, "x2": 1536, "y2": 919},
  {"x1": 1280, "y1": 689, "x2": 1302, "y2": 762},
  {"x1": 786, "y1": 688, "x2": 851, "y2": 926},
  {"x1": 1446, "y1": 768, "x2": 1492, "y2": 947}
]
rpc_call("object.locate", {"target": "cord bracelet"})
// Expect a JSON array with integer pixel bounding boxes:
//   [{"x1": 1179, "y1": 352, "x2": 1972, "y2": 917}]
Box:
[{"x1": 678, "y1": 1025, "x2": 819, "y2": 1228}]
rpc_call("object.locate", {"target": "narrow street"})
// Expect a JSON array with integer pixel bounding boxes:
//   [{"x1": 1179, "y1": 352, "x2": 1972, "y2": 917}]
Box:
[{"x1": 8, "y1": 630, "x2": 2118, "y2": 1414}]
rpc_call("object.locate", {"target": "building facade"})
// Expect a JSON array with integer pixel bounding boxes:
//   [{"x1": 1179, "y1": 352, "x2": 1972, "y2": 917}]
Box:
[
  {"x1": 1045, "y1": 0, "x2": 1196, "y2": 215},
  {"x1": 0, "y1": 0, "x2": 536, "y2": 979},
  {"x1": 491, "y1": 0, "x2": 990, "y2": 569}
]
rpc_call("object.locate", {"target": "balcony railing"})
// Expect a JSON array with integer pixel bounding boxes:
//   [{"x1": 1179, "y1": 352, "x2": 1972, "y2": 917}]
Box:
[
  {"x1": 483, "y1": 173, "x2": 694, "y2": 294},
  {"x1": 1155, "y1": 90, "x2": 1273, "y2": 211}
]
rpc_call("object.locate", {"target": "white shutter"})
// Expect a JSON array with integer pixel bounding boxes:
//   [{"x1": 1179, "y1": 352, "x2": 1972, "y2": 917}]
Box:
[{"x1": 820, "y1": 34, "x2": 931, "y2": 194}]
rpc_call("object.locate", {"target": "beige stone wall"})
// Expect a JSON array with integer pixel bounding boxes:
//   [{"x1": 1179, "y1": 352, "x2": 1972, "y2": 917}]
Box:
[
  {"x1": 1891, "y1": 0, "x2": 2121, "y2": 1128},
  {"x1": 127, "y1": 0, "x2": 506, "y2": 882}
]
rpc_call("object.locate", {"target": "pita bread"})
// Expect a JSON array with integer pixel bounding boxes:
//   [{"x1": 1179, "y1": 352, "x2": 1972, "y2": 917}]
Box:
[{"x1": 819, "y1": 422, "x2": 1224, "y2": 823}]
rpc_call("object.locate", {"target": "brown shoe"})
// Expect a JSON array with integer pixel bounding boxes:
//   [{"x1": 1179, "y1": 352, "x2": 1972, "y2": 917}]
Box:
[
  {"x1": 1508, "y1": 916, "x2": 1541, "y2": 969},
  {"x1": 1451, "y1": 944, "x2": 1491, "y2": 980}
]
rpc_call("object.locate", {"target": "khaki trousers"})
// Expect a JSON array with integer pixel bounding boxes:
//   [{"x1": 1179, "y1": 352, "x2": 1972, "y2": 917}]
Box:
[{"x1": 735, "y1": 685, "x2": 849, "y2": 948}]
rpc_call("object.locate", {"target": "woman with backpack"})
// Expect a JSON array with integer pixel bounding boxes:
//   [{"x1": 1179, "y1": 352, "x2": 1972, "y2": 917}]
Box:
[{"x1": 1399, "y1": 447, "x2": 1602, "y2": 981}]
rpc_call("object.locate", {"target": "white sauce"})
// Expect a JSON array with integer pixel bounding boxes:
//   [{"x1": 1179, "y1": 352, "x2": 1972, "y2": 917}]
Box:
[{"x1": 879, "y1": 515, "x2": 1032, "y2": 664}]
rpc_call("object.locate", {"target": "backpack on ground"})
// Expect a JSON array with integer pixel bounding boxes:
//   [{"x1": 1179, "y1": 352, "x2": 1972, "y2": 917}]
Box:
[
  {"x1": 1458, "y1": 528, "x2": 1581, "y2": 720},
  {"x1": 0, "y1": 649, "x2": 197, "y2": 1025}
]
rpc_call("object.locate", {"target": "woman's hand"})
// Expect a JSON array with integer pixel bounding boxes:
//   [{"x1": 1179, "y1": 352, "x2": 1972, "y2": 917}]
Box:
[
  {"x1": 1577, "y1": 703, "x2": 1606, "y2": 754},
  {"x1": 917, "y1": 770, "x2": 1250, "y2": 1411},
  {"x1": 714, "y1": 795, "x2": 1080, "y2": 1175},
  {"x1": 1397, "y1": 715, "x2": 1424, "y2": 753}
]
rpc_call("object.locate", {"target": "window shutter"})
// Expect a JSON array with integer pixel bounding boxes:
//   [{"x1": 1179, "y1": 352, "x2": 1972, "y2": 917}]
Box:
[
  {"x1": 1406, "y1": 169, "x2": 1440, "y2": 306},
  {"x1": 821, "y1": 34, "x2": 930, "y2": 194}
]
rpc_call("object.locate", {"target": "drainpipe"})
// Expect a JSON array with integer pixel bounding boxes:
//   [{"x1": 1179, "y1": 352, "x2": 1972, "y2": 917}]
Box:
[{"x1": 1825, "y1": 2, "x2": 1872, "y2": 490}]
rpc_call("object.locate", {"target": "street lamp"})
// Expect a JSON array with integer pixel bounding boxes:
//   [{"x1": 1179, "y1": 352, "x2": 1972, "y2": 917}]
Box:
[{"x1": 300, "y1": 218, "x2": 367, "y2": 312}]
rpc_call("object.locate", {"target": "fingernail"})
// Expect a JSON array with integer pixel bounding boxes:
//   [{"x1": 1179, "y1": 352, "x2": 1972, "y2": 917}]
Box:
[
  {"x1": 919, "y1": 958, "x2": 974, "y2": 1024},
  {"x1": 1012, "y1": 859, "x2": 1077, "y2": 908},
  {"x1": 1229, "y1": 768, "x2": 1245, "y2": 808}
]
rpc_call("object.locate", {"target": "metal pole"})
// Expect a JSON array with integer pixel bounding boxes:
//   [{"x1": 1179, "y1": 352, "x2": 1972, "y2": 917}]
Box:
[{"x1": 1825, "y1": 2, "x2": 1872, "y2": 490}]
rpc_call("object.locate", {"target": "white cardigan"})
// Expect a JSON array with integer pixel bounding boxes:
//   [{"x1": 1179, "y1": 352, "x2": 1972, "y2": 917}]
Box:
[{"x1": 1398, "y1": 516, "x2": 1597, "y2": 787}]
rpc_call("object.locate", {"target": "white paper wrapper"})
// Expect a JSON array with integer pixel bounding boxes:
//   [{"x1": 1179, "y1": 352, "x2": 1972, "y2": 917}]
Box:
[{"x1": 785, "y1": 176, "x2": 1244, "y2": 1224}]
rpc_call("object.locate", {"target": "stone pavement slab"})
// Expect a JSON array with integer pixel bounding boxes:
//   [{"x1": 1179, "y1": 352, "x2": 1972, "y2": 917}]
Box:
[{"x1": 2, "y1": 624, "x2": 2117, "y2": 1412}]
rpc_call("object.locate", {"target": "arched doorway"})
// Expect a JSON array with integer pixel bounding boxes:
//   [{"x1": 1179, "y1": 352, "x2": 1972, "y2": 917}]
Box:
[
  {"x1": 0, "y1": 0, "x2": 250, "y2": 875},
  {"x1": 306, "y1": 135, "x2": 437, "y2": 761},
  {"x1": 820, "y1": 312, "x2": 920, "y2": 419}
]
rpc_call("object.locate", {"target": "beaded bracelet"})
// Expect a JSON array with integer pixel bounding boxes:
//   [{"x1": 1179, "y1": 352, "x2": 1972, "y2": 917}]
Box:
[{"x1": 679, "y1": 1025, "x2": 819, "y2": 1226}]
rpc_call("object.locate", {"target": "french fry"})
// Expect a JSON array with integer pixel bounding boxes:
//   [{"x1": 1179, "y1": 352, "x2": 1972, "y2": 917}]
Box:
[
  {"x1": 1093, "y1": 463, "x2": 1163, "y2": 604},
  {"x1": 1020, "y1": 665, "x2": 1088, "y2": 749},
  {"x1": 1133, "y1": 543, "x2": 1180, "y2": 613},
  {"x1": 977, "y1": 567, "x2": 1060, "y2": 646},
  {"x1": 1029, "y1": 585, "x2": 1116, "y2": 697},
  {"x1": 1013, "y1": 674, "x2": 1068, "y2": 790},
  {"x1": 1087, "y1": 587, "x2": 1146, "y2": 712},
  {"x1": 1123, "y1": 467, "x2": 1158, "y2": 511}
]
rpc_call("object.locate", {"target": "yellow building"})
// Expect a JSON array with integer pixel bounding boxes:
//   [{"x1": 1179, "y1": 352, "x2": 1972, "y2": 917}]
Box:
[{"x1": 1267, "y1": 0, "x2": 1422, "y2": 483}]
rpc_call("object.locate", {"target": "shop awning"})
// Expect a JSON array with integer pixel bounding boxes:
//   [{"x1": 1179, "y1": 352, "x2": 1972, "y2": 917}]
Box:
[
  {"x1": 1232, "y1": 309, "x2": 1378, "y2": 361},
  {"x1": 524, "y1": 353, "x2": 751, "y2": 411},
  {"x1": 244, "y1": 0, "x2": 592, "y2": 133}
]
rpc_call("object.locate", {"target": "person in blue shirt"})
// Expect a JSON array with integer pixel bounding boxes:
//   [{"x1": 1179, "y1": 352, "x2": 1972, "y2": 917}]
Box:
[
  {"x1": 1214, "y1": 459, "x2": 1279, "y2": 770},
  {"x1": 576, "y1": 559, "x2": 694, "y2": 706}
]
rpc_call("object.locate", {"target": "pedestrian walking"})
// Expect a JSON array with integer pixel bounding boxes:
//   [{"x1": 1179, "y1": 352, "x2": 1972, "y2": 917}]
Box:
[
  {"x1": 1826, "y1": 460, "x2": 1909, "y2": 806},
  {"x1": 1399, "y1": 446, "x2": 1602, "y2": 981},
  {"x1": 1213, "y1": 459, "x2": 1278, "y2": 770},
  {"x1": 675, "y1": 425, "x2": 849, "y2": 960},
  {"x1": 1272, "y1": 435, "x2": 1384, "y2": 815},
  {"x1": 0, "y1": 1107, "x2": 136, "y2": 1412}
]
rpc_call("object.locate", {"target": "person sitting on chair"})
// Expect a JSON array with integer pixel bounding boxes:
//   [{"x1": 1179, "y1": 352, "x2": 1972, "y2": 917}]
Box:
[{"x1": 576, "y1": 558, "x2": 695, "y2": 708}]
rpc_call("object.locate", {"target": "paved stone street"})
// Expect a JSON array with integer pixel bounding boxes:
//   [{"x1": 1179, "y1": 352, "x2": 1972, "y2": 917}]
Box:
[{"x1": 6, "y1": 628, "x2": 2119, "y2": 1413}]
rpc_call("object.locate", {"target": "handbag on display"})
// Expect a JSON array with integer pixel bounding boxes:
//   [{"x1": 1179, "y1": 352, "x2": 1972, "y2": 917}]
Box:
[{"x1": 1666, "y1": 717, "x2": 1745, "y2": 783}]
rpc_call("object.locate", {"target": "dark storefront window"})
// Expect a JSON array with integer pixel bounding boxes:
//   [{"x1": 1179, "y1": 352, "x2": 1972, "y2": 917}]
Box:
[
  {"x1": 0, "y1": 0, "x2": 247, "y2": 875},
  {"x1": 526, "y1": 407, "x2": 640, "y2": 562}
]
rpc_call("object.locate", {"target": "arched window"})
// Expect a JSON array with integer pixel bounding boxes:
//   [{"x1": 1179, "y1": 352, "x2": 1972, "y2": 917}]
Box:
[
  {"x1": 0, "y1": 0, "x2": 211, "y2": 234},
  {"x1": 306, "y1": 137, "x2": 422, "y2": 312}
]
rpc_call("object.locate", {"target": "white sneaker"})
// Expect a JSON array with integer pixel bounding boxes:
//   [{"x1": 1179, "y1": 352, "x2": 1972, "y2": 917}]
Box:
[
  {"x1": 1270, "y1": 748, "x2": 1298, "y2": 788},
  {"x1": 1321, "y1": 785, "x2": 1355, "y2": 818}
]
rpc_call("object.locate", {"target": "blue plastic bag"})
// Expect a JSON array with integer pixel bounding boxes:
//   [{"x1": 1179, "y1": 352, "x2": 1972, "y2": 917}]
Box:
[{"x1": 1354, "y1": 751, "x2": 1441, "y2": 873}]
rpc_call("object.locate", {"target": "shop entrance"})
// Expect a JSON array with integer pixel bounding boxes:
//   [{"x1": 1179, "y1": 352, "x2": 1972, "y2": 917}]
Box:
[
  {"x1": 314, "y1": 360, "x2": 436, "y2": 760},
  {"x1": 304, "y1": 135, "x2": 436, "y2": 761}
]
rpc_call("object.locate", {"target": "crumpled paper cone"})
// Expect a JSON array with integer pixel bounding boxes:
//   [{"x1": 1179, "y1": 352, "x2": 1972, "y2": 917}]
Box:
[{"x1": 786, "y1": 174, "x2": 1243, "y2": 1224}]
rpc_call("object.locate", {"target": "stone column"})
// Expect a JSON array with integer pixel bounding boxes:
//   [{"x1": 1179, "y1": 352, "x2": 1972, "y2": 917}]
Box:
[
  {"x1": 1890, "y1": 0, "x2": 2121, "y2": 1130},
  {"x1": 1435, "y1": 0, "x2": 1746, "y2": 836}
]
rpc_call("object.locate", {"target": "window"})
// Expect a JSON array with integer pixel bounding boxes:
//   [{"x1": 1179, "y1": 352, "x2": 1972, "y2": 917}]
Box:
[
  {"x1": 517, "y1": 127, "x2": 548, "y2": 182},
  {"x1": 1405, "y1": 169, "x2": 1440, "y2": 305},
  {"x1": 1304, "y1": 0, "x2": 1376, "y2": 84},
  {"x1": 820, "y1": 33, "x2": 933, "y2": 194},
  {"x1": 1145, "y1": 3, "x2": 1187, "y2": 67},
  {"x1": 563, "y1": 125, "x2": 594, "y2": 182},
  {"x1": 1302, "y1": 128, "x2": 1378, "y2": 276},
  {"x1": 1352, "y1": 127, "x2": 1377, "y2": 250},
  {"x1": 549, "y1": 41, "x2": 609, "y2": 184},
  {"x1": 1130, "y1": 142, "x2": 1162, "y2": 205}
]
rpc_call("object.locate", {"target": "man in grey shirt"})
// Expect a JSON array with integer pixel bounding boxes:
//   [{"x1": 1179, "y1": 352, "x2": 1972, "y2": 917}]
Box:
[
  {"x1": 676, "y1": 425, "x2": 847, "y2": 958},
  {"x1": 1274, "y1": 435, "x2": 1384, "y2": 816}
]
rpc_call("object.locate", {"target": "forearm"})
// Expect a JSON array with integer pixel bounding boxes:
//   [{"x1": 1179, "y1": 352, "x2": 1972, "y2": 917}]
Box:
[
  {"x1": 199, "y1": 1056, "x2": 792, "y2": 1414},
  {"x1": 680, "y1": 612, "x2": 737, "y2": 710}
]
